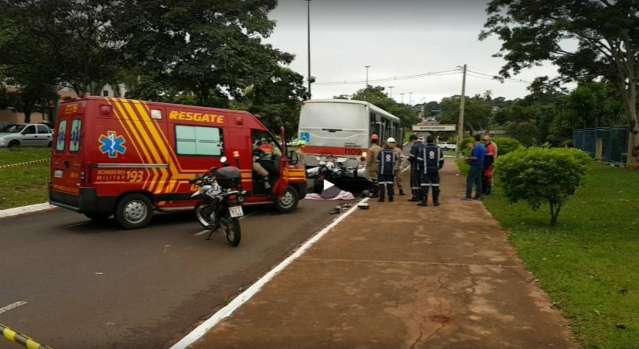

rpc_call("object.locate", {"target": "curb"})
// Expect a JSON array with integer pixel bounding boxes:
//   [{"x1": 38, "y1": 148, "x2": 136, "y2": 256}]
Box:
[
  {"x1": 170, "y1": 197, "x2": 369, "y2": 349},
  {"x1": 0, "y1": 158, "x2": 49, "y2": 169},
  {"x1": 1, "y1": 322, "x2": 53, "y2": 349},
  {"x1": 0, "y1": 203, "x2": 55, "y2": 219}
]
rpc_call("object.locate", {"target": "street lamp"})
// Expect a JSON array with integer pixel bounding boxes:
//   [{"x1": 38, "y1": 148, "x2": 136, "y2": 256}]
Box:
[
  {"x1": 364, "y1": 65, "x2": 371, "y2": 87},
  {"x1": 388, "y1": 85, "x2": 394, "y2": 98},
  {"x1": 400, "y1": 93, "x2": 405, "y2": 104},
  {"x1": 306, "y1": 0, "x2": 313, "y2": 98}
]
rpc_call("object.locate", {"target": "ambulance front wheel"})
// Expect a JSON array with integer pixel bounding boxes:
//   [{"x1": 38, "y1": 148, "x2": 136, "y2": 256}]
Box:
[
  {"x1": 274, "y1": 186, "x2": 299, "y2": 213},
  {"x1": 115, "y1": 194, "x2": 153, "y2": 229}
]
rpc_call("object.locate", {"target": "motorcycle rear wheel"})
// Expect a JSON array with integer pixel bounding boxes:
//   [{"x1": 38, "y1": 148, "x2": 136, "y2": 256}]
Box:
[{"x1": 223, "y1": 218, "x2": 241, "y2": 247}]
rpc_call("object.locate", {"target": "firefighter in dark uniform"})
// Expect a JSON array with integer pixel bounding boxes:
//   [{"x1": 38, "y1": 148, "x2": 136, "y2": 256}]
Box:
[
  {"x1": 415, "y1": 135, "x2": 444, "y2": 206},
  {"x1": 377, "y1": 138, "x2": 398, "y2": 202},
  {"x1": 407, "y1": 134, "x2": 421, "y2": 201}
]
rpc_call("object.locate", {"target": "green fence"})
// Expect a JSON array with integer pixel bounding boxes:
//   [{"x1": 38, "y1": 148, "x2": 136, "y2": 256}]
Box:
[{"x1": 574, "y1": 127, "x2": 629, "y2": 164}]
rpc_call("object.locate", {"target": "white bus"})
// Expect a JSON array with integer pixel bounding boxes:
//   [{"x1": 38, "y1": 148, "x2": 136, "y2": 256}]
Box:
[{"x1": 298, "y1": 99, "x2": 403, "y2": 167}]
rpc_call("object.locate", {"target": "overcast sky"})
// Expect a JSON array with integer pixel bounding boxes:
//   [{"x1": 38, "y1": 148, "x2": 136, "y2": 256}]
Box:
[{"x1": 266, "y1": 0, "x2": 561, "y2": 104}]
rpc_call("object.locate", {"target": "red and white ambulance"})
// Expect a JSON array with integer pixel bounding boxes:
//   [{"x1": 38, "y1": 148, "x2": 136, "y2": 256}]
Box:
[{"x1": 49, "y1": 97, "x2": 306, "y2": 228}]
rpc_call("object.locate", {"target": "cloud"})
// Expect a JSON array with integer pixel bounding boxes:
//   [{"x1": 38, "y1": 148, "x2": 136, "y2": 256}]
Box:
[{"x1": 266, "y1": 0, "x2": 561, "y2": 102}]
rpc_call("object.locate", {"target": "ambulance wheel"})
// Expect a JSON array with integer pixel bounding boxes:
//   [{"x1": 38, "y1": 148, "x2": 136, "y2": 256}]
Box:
[
  {"x1": 274, "y1": 186, "x2": 299, "y2": 213},
  {"x1": 115, "y1": 194, "x2": 153, "y2": 229},
  {"x1": 84, "y1": 212, "x2": 111, "y2": 222}
]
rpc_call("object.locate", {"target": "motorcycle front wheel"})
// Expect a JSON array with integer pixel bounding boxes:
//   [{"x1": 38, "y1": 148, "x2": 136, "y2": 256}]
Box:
[
  {"x1": 195, "y1": 204, "x2": 215, "y2": 228},
  {"x1": 222, "y1": 218, "x2": 242, "y2": 247}
]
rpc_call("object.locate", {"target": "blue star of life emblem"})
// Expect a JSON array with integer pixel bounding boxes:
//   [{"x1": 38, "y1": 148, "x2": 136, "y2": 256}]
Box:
[{"x1": 99, "y1": 131, "x2": 127, "y2": 158}]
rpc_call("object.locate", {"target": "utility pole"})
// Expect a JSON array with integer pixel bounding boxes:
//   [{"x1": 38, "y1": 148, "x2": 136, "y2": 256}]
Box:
[
  {"x1": 306, "y1": 0, "x2": 312, "y2": 98},
  {"x1": 456, "y1": 64, "x2": 467, "y2": 158},
  {"x1": 364, "y1": 65, "x2": 371, "y2": 87},
  {"x1": 388, "y1": 85, "x2": 394, "y2": 98},
  {"x1": 409, "y1": 92, "x2": 413, "y2": 105}
]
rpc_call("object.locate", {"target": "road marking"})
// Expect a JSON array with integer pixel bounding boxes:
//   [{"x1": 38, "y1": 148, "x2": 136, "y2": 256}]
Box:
[
  {"x1": 170, "y1": 197, "x2": 369, "y2": 349},
  {"x1": 0, "y1": 301, "x2": 27, "y2": 315},
  {"x1": 0, "y1": 203, "x2": 54, "y2": 219}
]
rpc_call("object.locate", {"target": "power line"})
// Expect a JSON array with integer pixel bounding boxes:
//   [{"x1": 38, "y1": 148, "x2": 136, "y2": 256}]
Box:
[
  {"x1": 314, "y1": 68, "x2": 460, "y2": 86},
  {"x1": 467, "y1": 69, "x2": 531, "y2": 84}
]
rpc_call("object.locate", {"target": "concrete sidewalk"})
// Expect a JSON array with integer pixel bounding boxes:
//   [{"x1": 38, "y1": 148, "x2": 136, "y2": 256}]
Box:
[{"x1": 190, "y1": 162, "x2": 577, "y2": 349}]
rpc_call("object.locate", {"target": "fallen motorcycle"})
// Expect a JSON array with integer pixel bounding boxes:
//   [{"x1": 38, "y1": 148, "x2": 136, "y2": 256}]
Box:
[
  {"x1": 308, "y1": 156, "x2": 372, "y2": 194},
  {"x1": 190, "y1": 157, "x2": 245, "y2": 247}
]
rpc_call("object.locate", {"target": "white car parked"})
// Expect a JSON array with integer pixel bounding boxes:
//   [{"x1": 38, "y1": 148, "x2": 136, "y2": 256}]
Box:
[
  {"x1": 438, "y1": 142, "x2": 457, "y2": 151},
  {"x1": 0, "y1": 123, "x2": 53, "y2": 148}
]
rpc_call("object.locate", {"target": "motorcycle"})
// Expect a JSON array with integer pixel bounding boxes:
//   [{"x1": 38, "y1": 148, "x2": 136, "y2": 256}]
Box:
[
  {"x1": 190, "y1": 156, "x2": 245, "y2": 247},
  {"x1": 309, "y1": 155, "x2": 371, "y2": 194}
]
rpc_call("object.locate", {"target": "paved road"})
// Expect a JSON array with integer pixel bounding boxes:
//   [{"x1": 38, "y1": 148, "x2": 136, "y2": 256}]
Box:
[{"x1": 0, "y1": 200, "x2": 341, "y2": 349}]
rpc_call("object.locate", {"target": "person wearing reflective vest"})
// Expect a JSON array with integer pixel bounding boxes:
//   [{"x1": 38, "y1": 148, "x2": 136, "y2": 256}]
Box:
[
  {"x1": 407, "y1": 134, "x2": 422, "y2": 201},
  {"x1": 415, "y1": 135, "x2": 444, "y2": 206},
  {"x1": 377, "y1": 138, "x2": 399, "y2": 202}
]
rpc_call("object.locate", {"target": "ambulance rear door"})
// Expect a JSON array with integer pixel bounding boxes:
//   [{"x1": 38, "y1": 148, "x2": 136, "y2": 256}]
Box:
[{"x1": 50, "y1": 101, "x2": 86, "y2": 201}]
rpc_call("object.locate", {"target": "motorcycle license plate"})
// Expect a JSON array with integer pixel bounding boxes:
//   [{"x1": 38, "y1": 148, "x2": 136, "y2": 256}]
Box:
[{"x1": 229, "y1": 206, "x2": 244, "y2": 218}]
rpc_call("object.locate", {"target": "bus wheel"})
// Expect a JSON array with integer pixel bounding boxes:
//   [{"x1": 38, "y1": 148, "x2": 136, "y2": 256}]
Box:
[
  {"x1": 84, "y1": 212, "x2": 111, "y2": 222},
  {"x1": 115, "y1": 194, "x2": 153, "y2": 229},
  {"x1": 274, "y1": 186, "x2": 299, "y2": 213}
]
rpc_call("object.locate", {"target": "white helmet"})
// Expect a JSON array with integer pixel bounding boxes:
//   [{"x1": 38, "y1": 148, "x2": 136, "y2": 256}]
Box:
[{"x1": 387, "y1": 137, "x2": 397, "y2": 144}]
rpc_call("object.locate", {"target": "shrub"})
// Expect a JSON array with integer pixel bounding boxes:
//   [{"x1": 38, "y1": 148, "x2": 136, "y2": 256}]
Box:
[
  {"x1": 495, "y1": 147, "x2": 590, "y2": 225},
  {"x1": 460, "y1": 137, "x2": 474, "y2": 156},
  {"x1": 493, "y1": 136, "x2": 522, "y2": 156}
]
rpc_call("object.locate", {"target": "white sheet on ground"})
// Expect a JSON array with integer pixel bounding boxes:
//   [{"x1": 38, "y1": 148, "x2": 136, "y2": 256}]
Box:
[{"x1": 305, "y1": 191, "x2": 355, "y2": 201}]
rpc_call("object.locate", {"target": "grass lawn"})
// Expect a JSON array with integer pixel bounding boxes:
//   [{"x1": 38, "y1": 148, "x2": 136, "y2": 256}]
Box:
[
  {"x1": 0, "y1": 147, "x2": 51, "y2": 165},
  {"x1": 0, "y1": 148, "x2": 51, "y2": 209},
  {"x1": 480, "y1": 163, "x2": 639, "y2": 349}
]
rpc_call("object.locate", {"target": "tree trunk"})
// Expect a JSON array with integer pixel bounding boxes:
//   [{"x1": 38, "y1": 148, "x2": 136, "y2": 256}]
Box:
[
  {"x1": 549, "y1": 201, "x2": 561, "y2": 226},
  {"x1": 23, "y1": 105, "x2": 32, "y2": 124},
  {"x1": 631, "y1": 116, "x2": 639, "y2": 165}
]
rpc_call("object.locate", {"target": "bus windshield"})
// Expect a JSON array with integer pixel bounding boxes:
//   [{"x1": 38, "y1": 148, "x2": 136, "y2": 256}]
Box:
[{"x1": 298, "y1": 102, "x2": 369, "y2": 149}]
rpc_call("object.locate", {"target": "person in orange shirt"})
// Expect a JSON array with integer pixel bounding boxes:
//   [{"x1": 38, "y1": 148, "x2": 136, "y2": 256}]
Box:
[{"x1": 482, "y1": 134, "x2": 498, "y2": 195}]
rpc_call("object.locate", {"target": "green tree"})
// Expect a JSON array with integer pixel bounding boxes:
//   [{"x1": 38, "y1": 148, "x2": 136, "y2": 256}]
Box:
[
  {"x1": 439, "y1": 93, "x2": 493, "y2": 133},
  {"x1": 234, "y1": 67, "x2": 307, "y2": 139},
  {"x1": 0, "y1": 2, "x2": 61, "y2": 122},
  {"x1": 482, "y1": 0, "x2": 639, "y2": 160},
  {"x1": 1, "y1": 0, "x2": 124, "y2": 96},
  {"x1": 496, "y1": 147, "x2": 590, "y2": 225},
  {"x1": 564, "y1": 82, "x2": 625, "y2": 129},
  {"x1": 349, "y1": 86, "x2": 418, "y2": 128},
  {"x1": 121, "y1": 0, "x2": 292, "y2": 107}
]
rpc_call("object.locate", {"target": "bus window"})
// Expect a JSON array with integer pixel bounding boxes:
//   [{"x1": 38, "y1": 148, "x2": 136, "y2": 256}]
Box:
[{"x1": 369, "y1": 112, "x2": 380, "y2": 139}]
